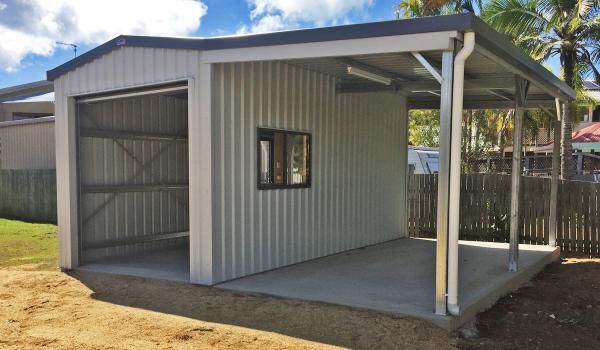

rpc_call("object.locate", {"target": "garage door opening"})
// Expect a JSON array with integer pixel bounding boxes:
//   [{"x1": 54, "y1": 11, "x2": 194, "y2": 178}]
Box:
[{"x1": 75, "y1": 84, "x2": 190, "y2": 282}]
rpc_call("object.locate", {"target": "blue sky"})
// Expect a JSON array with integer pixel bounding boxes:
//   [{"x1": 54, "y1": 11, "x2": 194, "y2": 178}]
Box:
[{"x1": 0, "y1": 0, "x2": 562, "y2": 89}]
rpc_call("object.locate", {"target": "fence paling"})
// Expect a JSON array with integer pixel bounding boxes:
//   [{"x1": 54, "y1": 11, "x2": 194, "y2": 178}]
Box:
[
  {"x1": 407, "y1": 173, "x2": 600, "y2": 256},
  {"x1": 0, "y1": 169, "x2": 57, "y2": 223}
]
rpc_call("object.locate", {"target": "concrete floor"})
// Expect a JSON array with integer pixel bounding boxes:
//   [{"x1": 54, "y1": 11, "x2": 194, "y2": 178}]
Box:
[
  {"x1": 75, "y1": 238, "x2": 559, "y2": 330},
  {"x1": 218, "y1": 238, "x2": 559, "y2": 330},
  {"x1": 78, "y1": 245, "x2": 190, "y2": 282}
]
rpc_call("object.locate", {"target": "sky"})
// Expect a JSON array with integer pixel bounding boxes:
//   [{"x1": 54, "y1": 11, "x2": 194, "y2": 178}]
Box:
[{"x1": 0, "y1": 0, "x2": 562, "y2": 89}]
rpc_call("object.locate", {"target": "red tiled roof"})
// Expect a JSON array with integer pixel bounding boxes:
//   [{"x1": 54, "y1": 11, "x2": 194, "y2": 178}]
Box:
[{"x1": 571, "y1": 123, "x2": 600, "y2": 143}]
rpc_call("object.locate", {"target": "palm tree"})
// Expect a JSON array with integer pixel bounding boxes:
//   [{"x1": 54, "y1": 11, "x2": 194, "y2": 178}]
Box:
[
  {"x1": 395, "y1": 0, "x2": 481, "y2": 18},
  {"x1": 483, "y1": 0, "x2": 599, "y2": 179}
]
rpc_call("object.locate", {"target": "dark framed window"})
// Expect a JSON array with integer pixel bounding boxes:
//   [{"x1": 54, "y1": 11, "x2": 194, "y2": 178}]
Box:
[{"x1": 257, "y1": 127, "x2": 311, "y2": 189}]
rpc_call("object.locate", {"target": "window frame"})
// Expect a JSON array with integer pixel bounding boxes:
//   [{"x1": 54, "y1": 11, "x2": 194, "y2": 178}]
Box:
[{"x1": 256, "y1": 127, "x2": 312, "y2": 190}]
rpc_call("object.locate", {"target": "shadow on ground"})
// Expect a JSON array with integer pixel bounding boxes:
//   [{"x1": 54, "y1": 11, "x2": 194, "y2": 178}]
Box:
[{"x1": 69, "y1": 269, "x2": 454, "y2": 349}]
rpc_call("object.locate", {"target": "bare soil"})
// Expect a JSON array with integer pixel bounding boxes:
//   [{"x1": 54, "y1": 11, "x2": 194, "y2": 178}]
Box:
[
  {"x1": 0, "y1": 266, "x2": 455, "y2": 350},
  {"x1": 459, "y1": 257, "x2": 600, "y2": 350},
  {"x1": 1, "y1": 257, "x2": 598, "y2": 349}
]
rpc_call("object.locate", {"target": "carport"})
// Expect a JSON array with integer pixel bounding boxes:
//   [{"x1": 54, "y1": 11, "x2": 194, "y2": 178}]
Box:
[
  {"x1": 219, "y1": 239, "x2": 558, "y2": 330},
  {"x1": 48, "y1": 13, "x2": 574, "y2": 328}
]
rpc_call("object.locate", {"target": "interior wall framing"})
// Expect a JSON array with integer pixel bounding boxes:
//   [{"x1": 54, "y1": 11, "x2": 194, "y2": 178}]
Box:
[{"x1": 77, "y1": 94, "x2": 189, "y2": 262}]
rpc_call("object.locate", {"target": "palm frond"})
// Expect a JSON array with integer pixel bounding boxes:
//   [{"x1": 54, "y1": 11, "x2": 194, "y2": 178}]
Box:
[
  {"x1": 483, "y1": 0, "x2": 552, "y2": 37},
  {"x1": 578, "y1": 0, "x2": 595, "y2": 18}
]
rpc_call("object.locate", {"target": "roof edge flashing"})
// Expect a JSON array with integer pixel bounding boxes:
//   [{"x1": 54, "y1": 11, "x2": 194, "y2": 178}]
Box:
[{"x1": 46, "y1": 14, "x2": 476, "y2": 81}]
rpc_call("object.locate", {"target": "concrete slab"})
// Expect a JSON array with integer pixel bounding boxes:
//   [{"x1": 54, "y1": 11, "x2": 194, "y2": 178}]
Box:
[
  {"x1": 217, "y1": 238, "x2": 559, "y2": 330},
  {"x1": 78, "y1": 246, "x2": 190, "y2": 282}
]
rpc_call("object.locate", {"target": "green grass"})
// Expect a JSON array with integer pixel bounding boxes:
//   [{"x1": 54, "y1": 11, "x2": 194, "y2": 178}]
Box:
[{"x1": 0, "y1": 218, "x2": 57, "y2": 270}]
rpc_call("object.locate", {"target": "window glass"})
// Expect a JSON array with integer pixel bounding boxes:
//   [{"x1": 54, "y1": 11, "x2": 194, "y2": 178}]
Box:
[
  {"x1": 287, "y1": 134, "x2": 309, "y2": 185},
  {"x1": 259, "y1": 139, "x2": 272, "y2": 184},
  {"x1": 257, "y1": 128, "x2": 311, "y2": 189}
]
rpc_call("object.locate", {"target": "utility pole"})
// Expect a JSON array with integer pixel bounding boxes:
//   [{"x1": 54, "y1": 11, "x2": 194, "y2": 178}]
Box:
[{"x1": 56, "y1": 42, "x2": 77, "y2": 58}]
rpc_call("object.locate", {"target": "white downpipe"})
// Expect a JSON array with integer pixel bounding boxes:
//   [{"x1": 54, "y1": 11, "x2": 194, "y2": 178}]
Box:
[{"x1": 447, "y1": 32, "x2": 475, "y2": 316}]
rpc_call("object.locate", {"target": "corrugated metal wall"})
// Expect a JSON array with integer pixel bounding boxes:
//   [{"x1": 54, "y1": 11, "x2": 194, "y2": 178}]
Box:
[
  {"x1": 53, "y1": 46, "x2": 200, "y2": 268},
  {"x1": 212, "y1": 61, "x2": 406, "y2": 282},
  {"x1": 0, "y1": 118, "x2": 55, "y2": 169},
  {"x1": 78, "y1": 94, "x2": 189, "y2": 262}
]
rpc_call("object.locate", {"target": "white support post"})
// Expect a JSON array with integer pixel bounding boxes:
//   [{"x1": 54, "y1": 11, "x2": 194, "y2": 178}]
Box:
[
  {"x1": 548, "y1": 99, "x2": 561, "y2": 247},
  {"x1": 435, "y1": 49, "x2": 455, "y2": 315},
  {"x1": 56, "y1": 95, "x2": 79, "y2": 269},
  {"x1": 189, "y1": 62, "x2": 214, "y2": 284},
  {"x1": 509, "y1": 76, "x2": 529, "y2": 272},
  {"x1": 399, "y1": 96, "x2": 409, "y2": 236}
]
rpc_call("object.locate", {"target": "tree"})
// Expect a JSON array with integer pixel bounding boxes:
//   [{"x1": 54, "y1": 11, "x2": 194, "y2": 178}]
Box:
[
  {"x1": 397, "y1": 0, "x2": 599, "y2": 179},
  {"x1": 395, "y1": 0, "x2": 481, "y2": 18},
  {"x1": 482, "y1": 0, "x2": 599, "y2": 179},
  {"x1": 408, "y1": 110, "x2": 440, "y2": 146}
]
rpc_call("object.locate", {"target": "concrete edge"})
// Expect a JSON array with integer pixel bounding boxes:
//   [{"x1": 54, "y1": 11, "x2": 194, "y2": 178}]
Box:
[{"x1": 446, "y1": 247, "x2": 561, "y2": 331}]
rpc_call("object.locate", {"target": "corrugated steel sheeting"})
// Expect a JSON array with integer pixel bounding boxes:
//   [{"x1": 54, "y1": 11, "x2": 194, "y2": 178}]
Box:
[
  {"x1": 53, "y1": 46, "x2": 199, "y2": 267},
  {"x1": 78, "y1": 94, "x2": 189, "y2": 262},
  {"x1": 54, "y1": 46, "x2": 409, "y2": 281},
  {"x1": 0, "y1": 117, "x2": 55, "y2": 169},
  {"x1": 211, "y1": 61, "x2": 407, "y2": 282}
]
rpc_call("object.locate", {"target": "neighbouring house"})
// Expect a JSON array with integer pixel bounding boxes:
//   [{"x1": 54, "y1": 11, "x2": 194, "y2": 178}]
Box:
[
  {"x1": 408, "y1": 146, "x2": 439, "y2": 174},
  {"x1": 0, "y1": 81, "x2": 55, "y2": 170},
  {"x1": 0, "y1": 81, "x2": 57, "y2": 222},
  {"x1": 582, "y1": 80, "x2": 600, "y2": 122},
  {"x1": 535, "y1": 122, "x2": 600, "y2": 153},
  {"x1": 48, "y1": 14, "x2": 574, "y2": 329},
  {"x1": 0, "y1": 80, "x2": 54, "y2": 121}
]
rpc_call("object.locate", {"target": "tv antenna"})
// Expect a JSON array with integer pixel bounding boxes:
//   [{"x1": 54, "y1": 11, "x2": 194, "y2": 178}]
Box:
[{"x1": 56, "y1": 41, "x2": 77, "y2": 58}]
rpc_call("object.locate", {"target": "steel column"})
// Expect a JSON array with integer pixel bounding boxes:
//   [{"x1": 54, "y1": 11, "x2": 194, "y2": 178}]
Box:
[
  {"x1": 189, "y1": 62, "x2": 214, "y2": 285},
  {"x1": 548, "y1": 100, "x2": 561, "y2": 246},
  {"x1": 509, "y1": 76, "x2": 529, "y2": 272},
  {"x1": 435, "y1": 49, "x2": 455, "y2": 315}
]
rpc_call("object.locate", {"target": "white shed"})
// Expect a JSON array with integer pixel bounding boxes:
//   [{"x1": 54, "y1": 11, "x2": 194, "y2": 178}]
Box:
[
  {"x1": 48, "y1": 14, "x2": 574, "y2": 324},
  {"x1": 0, "y1": 81, "x2": 56, "y2": 169}
]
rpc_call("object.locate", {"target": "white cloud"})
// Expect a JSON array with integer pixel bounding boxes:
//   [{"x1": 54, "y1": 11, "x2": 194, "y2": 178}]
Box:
[
  {"x1": 0, "y1": 0, "x2": 207, "y2": 72},
  {"x1": 244, "y1": 0, "x2": 373, "y2": 33}
]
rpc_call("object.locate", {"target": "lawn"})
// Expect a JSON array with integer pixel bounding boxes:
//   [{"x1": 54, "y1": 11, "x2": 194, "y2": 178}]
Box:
[{"x1": 0, "y1": 218, "x2": 57, "y2": 270}]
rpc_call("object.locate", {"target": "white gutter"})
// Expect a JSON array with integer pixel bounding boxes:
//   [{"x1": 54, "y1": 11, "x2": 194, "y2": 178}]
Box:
[{"x1": 447, "y1": 31, "x2": 475, "y2": 316}]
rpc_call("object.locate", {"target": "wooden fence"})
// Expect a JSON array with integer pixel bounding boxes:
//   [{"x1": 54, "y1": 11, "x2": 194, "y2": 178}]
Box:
[
  {"x1": 0, "y1": 169, "x2": 57, "y2": 223},
  {"x1": 407, "y1": 173, "x2": 600, "y2": 256}
]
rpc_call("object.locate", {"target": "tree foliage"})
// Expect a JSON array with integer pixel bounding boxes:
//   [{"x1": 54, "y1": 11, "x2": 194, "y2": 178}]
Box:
[{"x1": 397, "y1": 0, "x2": 599, "y2": 178}]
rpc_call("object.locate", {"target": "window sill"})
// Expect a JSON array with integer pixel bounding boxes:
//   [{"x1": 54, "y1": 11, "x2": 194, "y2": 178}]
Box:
[{"x1": 257, "y1": 184, "x2": 312, "y2": 190}]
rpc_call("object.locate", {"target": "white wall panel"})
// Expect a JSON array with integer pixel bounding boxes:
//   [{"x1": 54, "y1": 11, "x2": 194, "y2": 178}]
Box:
[
  {"x1": 0, "y1": 118, "x2": 55, "y2": 169},
  {"x1": 212, "y1": 61, "x2": 407, "y2": 282}
]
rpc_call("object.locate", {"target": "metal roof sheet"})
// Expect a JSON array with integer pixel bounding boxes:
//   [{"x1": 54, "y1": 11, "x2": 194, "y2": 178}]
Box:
[
  {"x1": 0, "y1": 80, "x2": 53, "y2": 102},
  {"x1": 45, "y1": 14, "x2": 574, "y2": 100}
]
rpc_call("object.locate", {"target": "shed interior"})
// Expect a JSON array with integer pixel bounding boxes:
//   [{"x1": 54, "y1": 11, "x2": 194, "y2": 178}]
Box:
[{"x1": 76, "y1": 85, "x2": 190, "y2": 281}]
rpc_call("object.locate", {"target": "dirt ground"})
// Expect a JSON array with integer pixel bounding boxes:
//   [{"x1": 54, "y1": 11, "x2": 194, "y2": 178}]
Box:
[
  {"x1": 0, "y1": 257, "x2": 598, "y2": 350},
  {"x1": 459, "y1": 257, "x2": 600, "y2": 350},
  {"x1": 0, "y1": 264, "x2": 455, "y2": 350}
]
